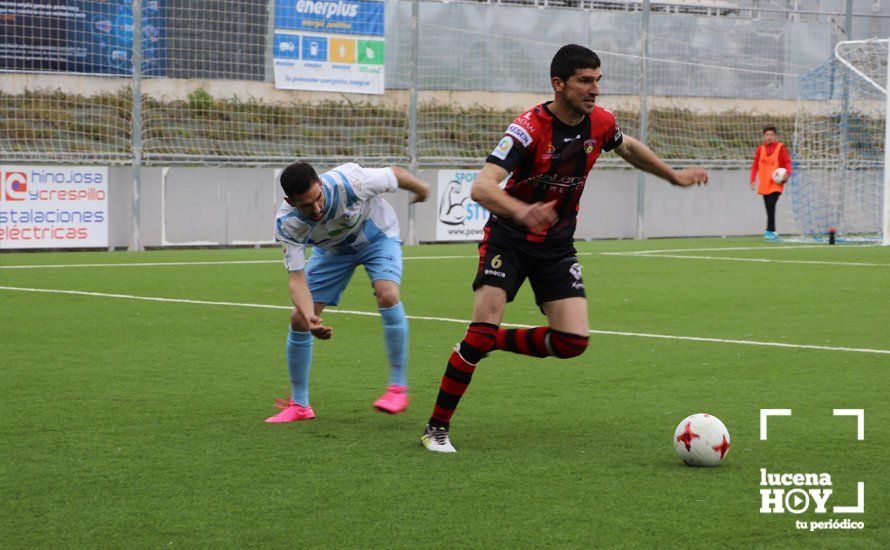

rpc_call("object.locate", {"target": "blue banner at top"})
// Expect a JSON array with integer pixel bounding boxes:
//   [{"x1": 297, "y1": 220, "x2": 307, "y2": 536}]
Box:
[{"x1": 274, "y1": 0, "x2": 384, "y2": 37}]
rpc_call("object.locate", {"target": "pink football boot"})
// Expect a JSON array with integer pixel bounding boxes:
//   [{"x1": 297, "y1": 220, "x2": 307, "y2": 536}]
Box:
[
  {"x1": 373, "y1": 384, "x2": 409, "y2": 414},
  {"x1": 265, "y1": 398, "x2": 316, "y2": 423}
]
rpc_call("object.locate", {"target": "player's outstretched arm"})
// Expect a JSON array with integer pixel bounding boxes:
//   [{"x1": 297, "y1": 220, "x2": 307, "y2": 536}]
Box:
[
  {"x1": 470, "y1": 163, "x2": 557, "y2": 230},
  {"x1": 288, "y1": 270, "x2": 332, "y2": 339},
  {"x1": 614, "y1": 135, "x2": 709, "y2": 187},
  {"x1": 390, "y1": 166, "x2": 430, "y2": 203}
]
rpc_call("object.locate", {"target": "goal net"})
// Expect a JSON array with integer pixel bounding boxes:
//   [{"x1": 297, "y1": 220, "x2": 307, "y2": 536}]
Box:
[{"x1": 791, "y1": 39, "x2": 890, "y2": 244}]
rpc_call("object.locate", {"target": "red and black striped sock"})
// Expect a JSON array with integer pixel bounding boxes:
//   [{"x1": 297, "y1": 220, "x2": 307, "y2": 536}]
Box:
[
  {"x1": 429, "y1": 322, "x2": 498, "y2": 428},
  {"x1": 495, "y1": 326, "x2": 551, "y2": 357},
  {"x1": 495, "y1": 327, "x2": 589, "y2": 359}
]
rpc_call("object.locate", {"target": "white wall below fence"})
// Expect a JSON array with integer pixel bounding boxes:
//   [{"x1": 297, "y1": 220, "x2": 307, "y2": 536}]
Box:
[{"x1": 104, "y1": 166, "x2": 798, "y2": 249}]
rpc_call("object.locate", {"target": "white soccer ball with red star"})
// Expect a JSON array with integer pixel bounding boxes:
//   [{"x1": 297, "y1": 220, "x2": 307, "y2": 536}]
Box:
[{"x1": 673, "y1": 413, "x2": 731, "y2": 467}]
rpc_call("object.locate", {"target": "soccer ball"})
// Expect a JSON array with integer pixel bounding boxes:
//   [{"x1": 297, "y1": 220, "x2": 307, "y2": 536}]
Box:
[
  {"x1": 771, "y1": 167, "x2": 788, "y2": 183},
  {"x1": 673, "y1": 413, "x2": 731, "y2": 467}
]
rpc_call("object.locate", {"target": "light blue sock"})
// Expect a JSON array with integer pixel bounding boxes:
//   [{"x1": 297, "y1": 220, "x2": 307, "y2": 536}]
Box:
[
  {"x1": 286, "y1": 328, "x2": 313, "y2": 406},
  {"x1": 379, "y1": 302, "x2": 408, "y2": 387}
]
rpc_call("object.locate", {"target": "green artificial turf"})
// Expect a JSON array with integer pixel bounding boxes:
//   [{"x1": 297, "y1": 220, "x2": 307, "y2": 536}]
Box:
[{"x1": 1, "y1": 238, "x2": 887, "y2": 548}]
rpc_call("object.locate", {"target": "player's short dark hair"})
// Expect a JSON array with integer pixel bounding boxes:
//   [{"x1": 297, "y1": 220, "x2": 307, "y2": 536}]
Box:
[
  {"x1": 550, "y1": 44, "x2": 601, "y2": 83},
  {"x1": 763, "y1": 125, "x2": 778, "y2": 134},
  {"x1": 280, "y1": 161, "x2": 319, "y2": 198}
]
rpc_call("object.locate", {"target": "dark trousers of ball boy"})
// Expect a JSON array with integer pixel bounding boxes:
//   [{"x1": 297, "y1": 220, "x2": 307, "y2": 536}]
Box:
[{"x1": 763, "y1": 192, "x2": 781, "y2": 232}]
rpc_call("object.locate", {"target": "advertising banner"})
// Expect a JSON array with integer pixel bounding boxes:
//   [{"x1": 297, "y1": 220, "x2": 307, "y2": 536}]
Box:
[
  {"x1": 0, "y1": 0, "x2": 166, "y2": 75},
  {"x1": 273, "y1": 0, "x2": 384, "y2": 94},
  {"x1": 0, "y1": 166, "x2": 109, "y2": 249},
  {"x1": 436, "y1": 169, "x2": 496, "y2": 242}
]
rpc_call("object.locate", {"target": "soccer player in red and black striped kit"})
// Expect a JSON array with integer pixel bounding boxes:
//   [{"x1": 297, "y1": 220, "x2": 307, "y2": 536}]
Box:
[{"x1": 420, "y1": 44, "x2": 709, "y2": 453}]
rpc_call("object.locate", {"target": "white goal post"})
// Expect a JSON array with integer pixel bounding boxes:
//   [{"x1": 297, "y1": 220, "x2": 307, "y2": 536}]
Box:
[
  {"x1": 793, "y1": 38, "x2": 890, "y2": 245},
  {"x1": 834, "y1": 39, "x2": 890, "y2": 246}
]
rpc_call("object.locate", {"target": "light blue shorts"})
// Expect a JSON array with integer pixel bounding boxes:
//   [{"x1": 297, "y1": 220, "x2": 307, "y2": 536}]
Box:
[{"x1": 305, "y1": 237, "x2": 402, "y2": 306}]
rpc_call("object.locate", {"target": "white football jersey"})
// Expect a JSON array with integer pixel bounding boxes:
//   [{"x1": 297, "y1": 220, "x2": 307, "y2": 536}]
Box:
[{"x1": 275, "y1": 163, "x2": 400, "y2": 271}]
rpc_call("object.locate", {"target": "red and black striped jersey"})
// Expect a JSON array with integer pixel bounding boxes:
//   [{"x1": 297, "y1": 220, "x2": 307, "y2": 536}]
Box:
[{"x1": 485, "y1": 101, "x2": 623, "y2": 242}]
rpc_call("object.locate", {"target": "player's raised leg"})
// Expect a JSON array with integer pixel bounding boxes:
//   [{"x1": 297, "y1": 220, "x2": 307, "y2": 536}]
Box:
[
  {"x1": 495, "y1": 297, "x2": 590, "y2": 359},
  {"x1": 494, "y1": 255, "x2": 589, "y2": 359}
]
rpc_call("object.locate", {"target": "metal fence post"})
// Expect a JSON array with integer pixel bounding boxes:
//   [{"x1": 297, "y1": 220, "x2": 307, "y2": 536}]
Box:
[
  {"x1": 406, "y1": 0, "x2": 420, "y2": 245},
  {"x1": 636, "y1": 0, "x2": 651, "y2": 240},
  {"x1": 130, "y1": 0, "x2": 144, "y2": 251},
  {"x1": 837, "y1": 0, "x2": 854, "y2": 232},
  {"x1": 265, "y1": 0, "x2": 276, "y2": 83}
]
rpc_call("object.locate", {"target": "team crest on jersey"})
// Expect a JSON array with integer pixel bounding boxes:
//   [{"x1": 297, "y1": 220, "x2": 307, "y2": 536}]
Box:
[
  {"x1": 584, "y1": 139, "x2": 596, "y2": 154},
  {"x1": 350, "y1": 176, "x2": 362, "y2": 190},
  {"x1": 492, "y1": 136, "x2": 514, "y2": 160}
]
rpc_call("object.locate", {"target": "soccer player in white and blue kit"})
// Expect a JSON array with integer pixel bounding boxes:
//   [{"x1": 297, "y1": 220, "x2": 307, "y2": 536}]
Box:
[{"x1": 265, "y1": 161, "x2": 429, "y2": 423}]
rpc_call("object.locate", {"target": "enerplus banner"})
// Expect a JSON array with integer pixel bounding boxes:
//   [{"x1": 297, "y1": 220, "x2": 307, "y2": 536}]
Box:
[
  {"x1": 272, "y1": 0, "x2": 384, "y2": 94},
  {"x1": 0, "y1": 166, "x2": 109, "y2": 249}
]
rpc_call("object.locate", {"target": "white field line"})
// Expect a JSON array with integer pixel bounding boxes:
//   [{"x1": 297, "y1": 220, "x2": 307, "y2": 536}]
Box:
[
  {"x1": 0, "y1": 260, "x2": 281, "y2": 270},
  {"x1": 602, "y1": 244, "x2": 888, "y2": 267},
  {"x1": 0, "y1": 245, "x2": 883, "y2": 270},
  {"x1": 0, "y1": 255, "x2": 489, "y2": 270},
  {"x1": 610, "y1": 245, "x2": 828, "y2": 255},
  {"x1": 2, "y1": 285, "x2": 888, "y2": 356},
  {"x1": 602, "y1": 253, "x2": 889, "y2": 268},
  {"x1": 0, "y1": 253, "x2": 597, "y2": 270}
]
